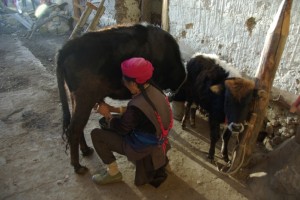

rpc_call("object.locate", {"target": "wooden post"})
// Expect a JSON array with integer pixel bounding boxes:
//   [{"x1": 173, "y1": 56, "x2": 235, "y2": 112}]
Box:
[
  {"x1": 72, "y1": 0, "x2": 82, "y2": 20},
  {"x1": 161, "y1": 0, "x2": 169, "y2": 32},
  {"x1": 247, "y1": 0, "x2": 292, "y2": 158},
  {"x1": 140, "y1": 0, "x2": 151, "y2": 23},
  {"x1": 86, "y1": 0, "x2": 105, "y2": 32},
  {"x1": 226, "y1": 0, "x2": 293, "y2": 174}
]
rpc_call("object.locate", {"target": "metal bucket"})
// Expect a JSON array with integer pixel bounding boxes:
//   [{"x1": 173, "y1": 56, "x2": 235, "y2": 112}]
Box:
[{"x1": 171, "y1": 101, "x2": 185, "y2": 121}]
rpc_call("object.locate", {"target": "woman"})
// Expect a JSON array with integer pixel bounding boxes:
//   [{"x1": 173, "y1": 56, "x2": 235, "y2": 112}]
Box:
[{"x1": 91, "y1": 57, "x2": 173, "y2": 187}]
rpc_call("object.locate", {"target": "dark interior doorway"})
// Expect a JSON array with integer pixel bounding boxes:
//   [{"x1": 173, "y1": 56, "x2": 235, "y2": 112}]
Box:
[{"x1": 140, "y1": 0, "x2": 162, "y2": 26}]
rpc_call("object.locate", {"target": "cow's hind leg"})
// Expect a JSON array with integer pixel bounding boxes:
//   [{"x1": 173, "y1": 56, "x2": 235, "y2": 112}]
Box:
[
  {"x1": 68, "y1": 127, "x2": 87, "y2": 174},
  {"x1": 221, "y1": 128, "x2": 231, "y2": 163},
  {"x1": 69, "y1": 99, "x2": 95, "y2": 174},
  {"x1": 80, "y1": 133, "x2": 94, "y2": 156}
]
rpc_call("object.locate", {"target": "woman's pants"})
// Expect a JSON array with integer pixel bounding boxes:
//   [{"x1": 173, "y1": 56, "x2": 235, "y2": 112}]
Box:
[{"x1": 91, "y1": 128, "x2": 125, "y2": 164}]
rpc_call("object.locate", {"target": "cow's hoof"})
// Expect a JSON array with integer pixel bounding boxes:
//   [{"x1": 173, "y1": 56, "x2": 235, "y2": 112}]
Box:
[
  {"x1": 190, "y1": 118, "x2": 195, "y2": 127},
  {"x1": 74, "y1": 165, "x2": 89, "y2": 174},
  {"x1": 81, "y1": 147, "x2": 94, "y2": 157},
  {"x1": 221, "y1": 155, "x2": 230, "y2": 163},
  {"x1": 207, "y1": 154, "x2": 214, "y2": 163}
]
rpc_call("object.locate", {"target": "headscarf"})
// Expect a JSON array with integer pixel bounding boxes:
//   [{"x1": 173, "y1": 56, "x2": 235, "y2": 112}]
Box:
[{"x1": 121, "y1": 57, "x2": 154, "y2": 84}]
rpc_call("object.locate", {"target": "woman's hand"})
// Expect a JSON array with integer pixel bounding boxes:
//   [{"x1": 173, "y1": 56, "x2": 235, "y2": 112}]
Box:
[{"x1": 95, "y1": 102, "x2": 112, "y2": 119}]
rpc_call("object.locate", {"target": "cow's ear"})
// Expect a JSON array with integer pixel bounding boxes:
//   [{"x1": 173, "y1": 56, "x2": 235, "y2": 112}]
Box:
[
  {"x1": 225, "y1": 78, "x2": 255, "y2": 101},
  {"x1": 210, "y1": 84, "x2": 223, "y2": 94}
]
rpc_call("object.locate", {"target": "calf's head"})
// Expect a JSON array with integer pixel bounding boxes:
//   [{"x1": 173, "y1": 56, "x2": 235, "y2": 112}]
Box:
[{"x1": 211, "y1": 78, "x2": 255, "y2": 133}]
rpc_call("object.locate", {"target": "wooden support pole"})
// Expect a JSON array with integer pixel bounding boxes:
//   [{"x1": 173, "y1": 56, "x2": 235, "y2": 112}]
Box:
[
  {"x1": 86, "y1": 0, "x2": 106, "y2": 32},
  {"x1": 246, "y1": 0, "x2": 292, "y2": 158},
  {"x1": 140, "y1": 0, "x2": 151, "y2": 23},
  {"x1": 225, "y1": 0, "x2": 293, "y2": 175},
  {"x1": 73, "y1": 2, "x2": 85, "y2": 12},
  {"x1": 161, "y1": 0, "x2": 169, "y2": 32},
  {"x1": 72, "y1": 0, "x2": 81, "y2": 20}
]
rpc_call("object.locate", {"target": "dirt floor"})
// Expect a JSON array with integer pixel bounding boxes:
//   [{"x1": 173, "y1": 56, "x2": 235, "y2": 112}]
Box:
[{"x1": 1, "y1": 11, "x2": 295, "y2": 200}]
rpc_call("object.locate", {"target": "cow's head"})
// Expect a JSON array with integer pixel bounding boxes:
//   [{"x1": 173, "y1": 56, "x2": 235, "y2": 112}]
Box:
[{"x1": 211, "y1": 77, "x2": 255, "y2": 134}]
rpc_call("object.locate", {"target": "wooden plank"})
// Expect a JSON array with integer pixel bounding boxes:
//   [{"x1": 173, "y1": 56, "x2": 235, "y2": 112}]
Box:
[
  {"x1": 161, "y1": 0, "x2": 169, "y2": 32},
  {"x1": 73, "y1": 2, "x2": 84, "y2": 11},
  {"x1": 86, "y1": 0, "x2": 106, "y2": 31},
  {"x1": 72, "y1": 0, "x2": 81, "y2": 20},
  {"x1": 69, "y1": 2, "x2": 94, "y2": 39},
  {"x1": 72, "y1": 16, "x2": 80, "y2": 22},
  {"x1": 86, "y1": 1, "x2": 98, "y2": 10}
]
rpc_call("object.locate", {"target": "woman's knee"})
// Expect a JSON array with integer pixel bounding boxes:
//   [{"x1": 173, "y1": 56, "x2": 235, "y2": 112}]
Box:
[
  {"x1": 91, "y1": 128, "x2": 112, "y2": 143},
  {"x1": 91, "y1": 128, "x2": 102, "y2": 140}
]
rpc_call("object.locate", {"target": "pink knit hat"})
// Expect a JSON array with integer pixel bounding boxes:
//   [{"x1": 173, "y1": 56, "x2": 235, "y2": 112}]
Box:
[{"x1": 121, "y1": 57, "x2": 154, "y2": 84}]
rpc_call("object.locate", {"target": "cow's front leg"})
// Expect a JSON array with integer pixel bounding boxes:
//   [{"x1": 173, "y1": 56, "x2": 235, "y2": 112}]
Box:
[
  {"x1": 208, "y1": 119, "x2": 221, "y2": 162},
  {"x1": 190, "y1": 106, "x2": 197, "y2": 127},
  {"x1": 221, "y1": 128, "x2": 231, "y2": 163},
  {"x1": 208, "y1": 140, "x2": 216, "y2": 162},
  {"x1": 181, "y1": 102, "x2": 191, "y2": 129}
]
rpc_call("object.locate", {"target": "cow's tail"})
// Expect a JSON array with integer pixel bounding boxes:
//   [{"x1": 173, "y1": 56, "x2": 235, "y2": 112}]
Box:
[{"x1": 56, "y1": 51, "x2": 71, "y2": 148}]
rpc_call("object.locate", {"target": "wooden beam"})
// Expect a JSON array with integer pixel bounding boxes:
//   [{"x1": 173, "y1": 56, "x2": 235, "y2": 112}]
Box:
[
  {"x1": 72, "y1": 16, "x2": 80, "y2": 22},
  {"x1": 73, "y1": 2, "x2": 84, "y2": 11},
  {"x1": 86, "y1": 0, "x2": 106, "y2": 31},
  {"x1": 69, "y1": 2, "x2": 96, "y2": 39},
  {"x1": 72, "y1": 0, "x2": 81, "y2": 20},
  {"x1": 161, "y1": 0, "x2": 169, "y2": 32},
  {"x1": 227, "y1": 0, "x2": 293, "y2": 174},
  {"x1": 86, "y1": 2, "x2": 98, "y2": 11}
]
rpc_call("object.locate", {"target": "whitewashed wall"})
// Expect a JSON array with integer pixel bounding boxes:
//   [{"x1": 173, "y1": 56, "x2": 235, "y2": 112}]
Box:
[
  {"x1": 100, "y1": 0, "x2": 117, "y2": 26},
  {"x1": 169, "y1": 0, "x2": 300, "y2": 94},
  {"x1": 90, "y1": 0, "x2": 139, "y2": 26}
]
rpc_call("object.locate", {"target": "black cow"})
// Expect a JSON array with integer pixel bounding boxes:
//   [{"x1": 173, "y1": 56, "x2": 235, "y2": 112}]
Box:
[
  {"x1": 173, "y1": 53, "x2": 255, "y2": 162},
  {"x1": 56, "y1": 23, "x2": 186, "y2": 174}
]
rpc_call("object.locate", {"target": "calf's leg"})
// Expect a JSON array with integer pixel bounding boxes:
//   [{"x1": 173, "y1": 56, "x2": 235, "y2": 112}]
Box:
[
  {"x1": 207, "y1": 119, "x2": 221, "y2": 161},
  {"x1": 221, "y1": 128, "x2": 231, "y2": 162},
  {"x1": 190, "y1": 107, "x2": 196, "y2": 127},
  {"x1": 181, "y1": 102, "x2": 191, "y2": 128}
]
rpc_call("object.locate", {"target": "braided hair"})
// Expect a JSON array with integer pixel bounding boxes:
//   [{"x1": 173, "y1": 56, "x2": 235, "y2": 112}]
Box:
[{"x1": 123, "y1": 76, "x2": 165, "y2": 112}]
